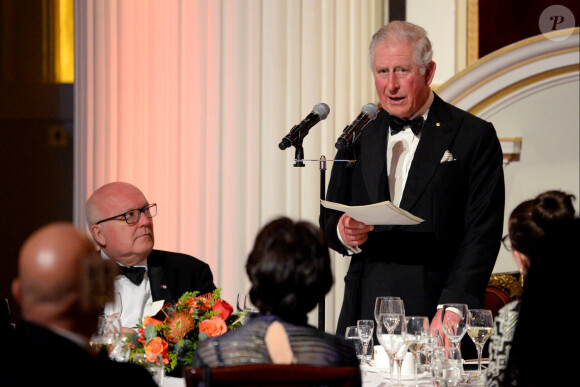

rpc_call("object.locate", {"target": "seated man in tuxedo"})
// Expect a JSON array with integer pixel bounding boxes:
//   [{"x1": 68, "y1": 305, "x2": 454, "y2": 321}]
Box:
[
  {"x1": 6, "y1": 223, "x2": 158, "y2": 386},
  {"x1": 85, "y1": 181, "x2": 216, "y2": 330}
]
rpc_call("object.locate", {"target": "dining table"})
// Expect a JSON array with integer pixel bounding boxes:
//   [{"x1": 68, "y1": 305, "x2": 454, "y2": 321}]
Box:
[{"x1": 162, "y1": 367, "x2": 486, "y2": 387}]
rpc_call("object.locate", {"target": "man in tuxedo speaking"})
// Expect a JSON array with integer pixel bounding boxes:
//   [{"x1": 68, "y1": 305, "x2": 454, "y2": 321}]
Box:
[
  {"x1": 86, "y1": 182, "x2": 216, "y2": 330},
  {"x1": 321, "y1": 21, "x2": 505, "y2": 337}
]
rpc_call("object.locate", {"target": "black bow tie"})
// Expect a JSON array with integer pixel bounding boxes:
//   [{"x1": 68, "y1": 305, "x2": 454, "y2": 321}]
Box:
[
  {"x1": 119, "y1": 265, "x2": 147, "y2": 286},
  {"x1": 389, "y1": 115, "x2": 424, "y2": 135}
]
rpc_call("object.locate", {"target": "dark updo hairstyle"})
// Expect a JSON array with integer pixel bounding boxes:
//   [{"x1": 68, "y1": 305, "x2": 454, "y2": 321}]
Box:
[
  {"x1": 508, "y1": 190, "x2": 576, "y2": 259},
  {"x1": 246, "y1": 216, "x2": 333, "y2": 324}
]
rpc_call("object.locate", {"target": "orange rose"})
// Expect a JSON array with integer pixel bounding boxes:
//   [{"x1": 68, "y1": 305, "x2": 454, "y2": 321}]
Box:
[
  {"x1": 199, "y1": 316, "x2": 227, "y2": 337},
  {"x1": 144, "y1": 337, "x2": 169, "y2": 364},
  {"x1": 212, "y1": 299, "x2": 233, "y2": 320}
]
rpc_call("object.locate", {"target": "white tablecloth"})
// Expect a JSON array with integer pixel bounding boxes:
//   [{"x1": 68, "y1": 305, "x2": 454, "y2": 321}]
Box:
[{"x1": 163, "y1": 376, "x2": 186, "y2": 387}]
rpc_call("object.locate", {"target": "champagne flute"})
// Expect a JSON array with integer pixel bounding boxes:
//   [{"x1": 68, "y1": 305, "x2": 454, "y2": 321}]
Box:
[
  {"x1": 405, "y1": 316, "x2": 429, "y2": 386},
  {"x1": 376, "y1": 312, "x2": 406, "y2": 385},
  {"x1": 467, "y1": 309, "x2": 493, "y2": 375},
  {"x1": 357, "y1": 320, "x2": 374, "y2": 366},
  {"x1": 422, "y1": 327, "x2": 441, "y2": 371},
  {"x1": 439, "y1": 303, "x2": 468, "y2": 367}
]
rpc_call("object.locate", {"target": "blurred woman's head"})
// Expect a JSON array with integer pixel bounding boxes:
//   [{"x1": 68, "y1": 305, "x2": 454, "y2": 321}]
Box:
[
  {"x1": 246, "y1": 217, "x2": 333, "y2": 324},
  {"x1": 507, "y1": 190, "x2": 575, "y2": 275}
]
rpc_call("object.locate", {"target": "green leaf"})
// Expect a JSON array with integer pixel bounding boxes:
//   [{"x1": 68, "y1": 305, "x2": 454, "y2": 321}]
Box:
[{"x1": 144, "y1": 323, "x2": 158, "y2": 342}]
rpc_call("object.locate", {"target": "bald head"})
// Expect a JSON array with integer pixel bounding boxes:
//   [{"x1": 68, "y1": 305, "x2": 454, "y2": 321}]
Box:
[
  {"x1": 86, "y1": 182, "x2": 155, "y2": 266},
  {"x1": 12, "y1": 223, "x2": 116, "y2": 338}
]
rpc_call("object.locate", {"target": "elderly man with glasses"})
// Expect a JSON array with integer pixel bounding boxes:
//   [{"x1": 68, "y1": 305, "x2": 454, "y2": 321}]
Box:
[{"x1": 86, "y1": 182, "x2": 216, "y2": 330}]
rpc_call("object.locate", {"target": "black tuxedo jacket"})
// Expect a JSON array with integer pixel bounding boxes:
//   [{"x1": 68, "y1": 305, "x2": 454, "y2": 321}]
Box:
[
  {"x1": 4, "y1": 322, "x2": 158, "y2": 386},
  {"x1": 147, "y1": 249, "x2": 216, "y2": 304},
  {"x1": 321, "y1": 94, "x2": 505, "y2": 335}
]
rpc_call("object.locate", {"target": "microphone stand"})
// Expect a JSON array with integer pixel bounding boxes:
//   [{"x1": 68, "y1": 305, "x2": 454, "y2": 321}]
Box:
[{"x1": 290, "y1": 142, "x2": 356, "y2": 332}]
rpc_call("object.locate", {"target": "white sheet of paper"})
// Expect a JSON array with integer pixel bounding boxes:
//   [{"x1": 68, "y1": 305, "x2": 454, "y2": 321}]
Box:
[
  {"x1": 320, "y1": 200, "x2": 424, "y2": 225},
  {"x1": 144, "y1": 300, "x2": 164, "y2": 317}
]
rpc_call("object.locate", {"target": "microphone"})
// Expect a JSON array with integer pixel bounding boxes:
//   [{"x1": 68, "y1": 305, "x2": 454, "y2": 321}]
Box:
[
  {"x1": 279, "y1": 103, "x2": 330, "y2": 150},
  {"x1": 334, "y1": 103, "x2": 379, "y2": 150}
]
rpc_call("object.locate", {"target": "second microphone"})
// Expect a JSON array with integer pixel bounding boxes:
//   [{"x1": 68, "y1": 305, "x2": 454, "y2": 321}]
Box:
[{"x1": 335, "y1": 103, "x2": 379, "y2": 150}]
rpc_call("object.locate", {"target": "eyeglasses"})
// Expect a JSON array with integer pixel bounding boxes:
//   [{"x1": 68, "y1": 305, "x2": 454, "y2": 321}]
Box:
[
  {"x1": 95, "y1": 203, "x2": 157, "y2": 225},
  {"x1": 501, "y1": 234, "x2": 512, "y2": 252}
]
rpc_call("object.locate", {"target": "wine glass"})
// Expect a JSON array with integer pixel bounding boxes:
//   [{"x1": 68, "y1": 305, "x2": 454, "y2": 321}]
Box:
[
  {"x1": 393, "y1": 341, "x2": 408, "y2": 386},
  {"x1": 374, "y1": 296, "x2": 403, "y2": 326},
  {"x1": 376, "y1": 312, "x2": 406, "y2": 384},
  {"x1": 104, "y1": 292, "x2": 123, "y2": 319},
  {"x1": 357, "y1": 320, "x2": 374, "y2": 366},
  {"x1": 376, "y1": 298, "x2": 405, "y2": 334},
  {"x1": 405, "y1": 316, "x2": 429, "y2": 385},
  {"x1": 430, "y1": 346, "x2": 462, "y2": 387},
  {"x1": 467, "y1": 309, "x2": 493, "y2": 376},
  {"x1": 439, "y1": 303, "x2": 468, "y2": 365},
  {"x1": 89, "y1": 314, "x2": 123, "y2": 358}
]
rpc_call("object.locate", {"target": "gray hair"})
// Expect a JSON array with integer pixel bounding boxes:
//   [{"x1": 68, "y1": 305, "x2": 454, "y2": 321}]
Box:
[{"x1": 369, "y1": 21, "x2": 433, "y2": 74}]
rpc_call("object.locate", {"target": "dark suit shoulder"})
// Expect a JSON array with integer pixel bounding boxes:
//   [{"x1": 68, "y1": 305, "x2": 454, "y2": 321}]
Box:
[
  {"x1": 148, "y1": 249, "x2": 216, "y2": 297},
  {"x1": 149, "y1": 249, "x2": 210, "y2": 268},
  {"x1": 434, "y1": 93, "x2": 494, "y2": 128}
]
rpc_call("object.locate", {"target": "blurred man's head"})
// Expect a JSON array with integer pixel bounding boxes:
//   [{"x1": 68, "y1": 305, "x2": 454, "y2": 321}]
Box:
[
  {"x1": 86, "y1": 182, "x2": 156, "y2": 267},
  {"x1": 12, "y1": 222, "x2": 116, "y2": 339}
]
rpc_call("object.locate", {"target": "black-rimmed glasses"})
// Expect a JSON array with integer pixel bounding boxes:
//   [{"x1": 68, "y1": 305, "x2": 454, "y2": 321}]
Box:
[
  {"x1": 95, "y1": 203, "x2": 157, "y2": 225},
  {"x1": 501, "y1": 234, "x2": 512, "y2": 252}
]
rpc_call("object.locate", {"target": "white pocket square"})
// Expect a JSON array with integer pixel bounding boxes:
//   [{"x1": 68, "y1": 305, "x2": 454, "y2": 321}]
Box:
[{"x1": 440, "y1": 150, "x2": 455, "y2": 163}]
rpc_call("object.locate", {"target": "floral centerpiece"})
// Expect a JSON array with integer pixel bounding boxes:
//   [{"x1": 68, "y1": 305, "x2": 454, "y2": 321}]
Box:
[{"x1": 126, "y1": 289, "x2": 245, "y2": 375}]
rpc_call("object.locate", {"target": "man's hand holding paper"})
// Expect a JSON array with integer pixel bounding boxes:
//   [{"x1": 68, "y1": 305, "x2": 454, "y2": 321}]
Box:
[
  {"x1": 338, "y1": 214, "x2": 374, "y2": 248},
  {"x1": 320, "y1": 200, "x2": 424, "y2": 226}
]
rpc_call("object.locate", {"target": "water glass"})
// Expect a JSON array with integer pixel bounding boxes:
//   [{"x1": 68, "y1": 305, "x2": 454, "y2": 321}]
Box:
[
  {"x1": 110, "y1": 339, "x2": 131, "y2": 362},
  {"x1": 431, "y1": 346, "x2": 462, "y2": 387},
  {"x1": 236, "y1": 293, "x2": 259, "y2": 323},
  {"x1": 132, "y1": 353, "x2": 164, "y2": 386},
  {"x1": 346, "y1": 325, "x2": 373, "y2": 364}
]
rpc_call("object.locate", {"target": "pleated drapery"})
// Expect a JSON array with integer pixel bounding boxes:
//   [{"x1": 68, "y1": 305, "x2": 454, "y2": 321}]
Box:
[{"x1": 74, "y1": 0, "x2": 383, "y2": 332}]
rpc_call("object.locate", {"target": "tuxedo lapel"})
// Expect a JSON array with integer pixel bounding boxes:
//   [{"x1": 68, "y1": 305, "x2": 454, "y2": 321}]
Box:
[
  {"x1": 360, "y1": 110, "x2": 390, "y2": 203},
  {"x1": 147, "y1": 252, "x2": 172, "y2": 303},
  {"x1": 399, "y1": 94, "x2": 461, "y2": 211}
]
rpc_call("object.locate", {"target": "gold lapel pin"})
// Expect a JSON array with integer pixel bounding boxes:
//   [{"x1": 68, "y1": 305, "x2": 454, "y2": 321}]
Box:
[{"x1": 436, "y1": 122, "x2": 441, "y2": 127}]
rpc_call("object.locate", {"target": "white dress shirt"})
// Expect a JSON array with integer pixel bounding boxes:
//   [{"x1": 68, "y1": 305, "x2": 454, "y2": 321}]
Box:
[
  {"x1": 101, "y1": 251, "x2": 152, "y2": 329},
  {"x1": 338, "y1": 91, "x2": 434, "y2": 254}
]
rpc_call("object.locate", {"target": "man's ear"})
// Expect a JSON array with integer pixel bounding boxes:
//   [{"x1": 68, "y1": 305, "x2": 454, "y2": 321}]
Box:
[
  {"x1": 425, "y1": 61, "x2": 436, "y2": 86},
  {"x1": 90, "y1": 224, "x2": 106, "y2": 247},
  {"x1": 12, "y1": 279, "x2": 22, "y2": 305}
]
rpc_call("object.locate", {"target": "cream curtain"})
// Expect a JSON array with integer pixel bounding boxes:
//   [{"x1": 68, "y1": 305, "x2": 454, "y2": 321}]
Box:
[{"x1": 74, "y1": 0, "x2": 383, "y2": 332}]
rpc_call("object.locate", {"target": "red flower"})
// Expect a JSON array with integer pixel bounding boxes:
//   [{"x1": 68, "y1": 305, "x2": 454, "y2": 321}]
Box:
[{"x1": 212, "y1": 299, "x2": 233, "y2": 320}]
